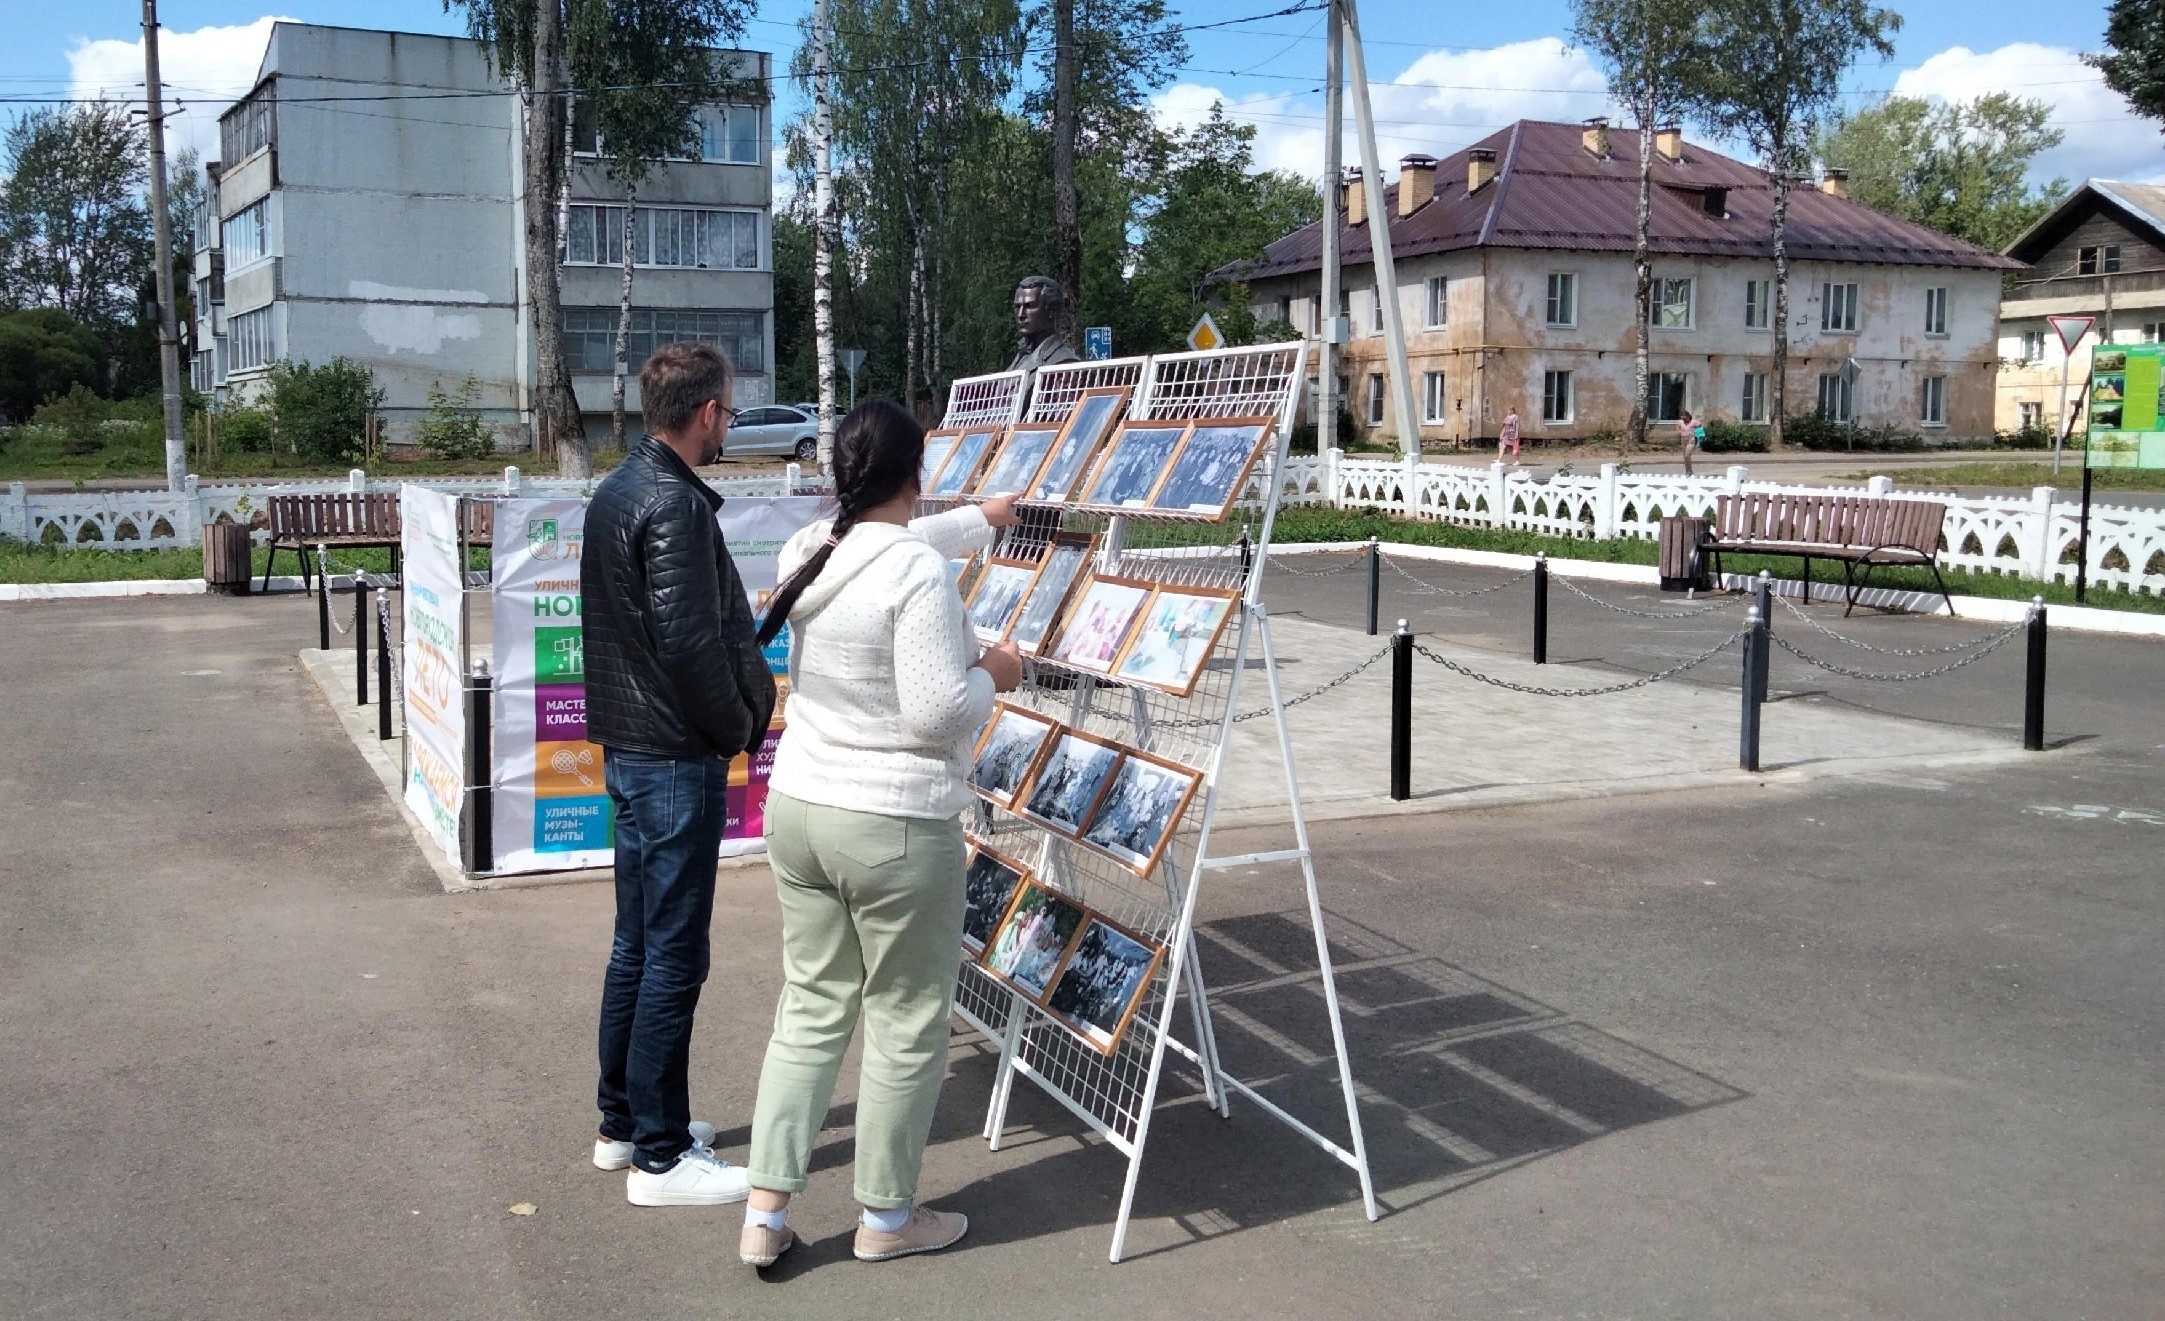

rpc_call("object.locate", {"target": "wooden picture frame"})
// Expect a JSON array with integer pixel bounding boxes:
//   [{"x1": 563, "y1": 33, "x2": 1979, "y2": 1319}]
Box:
[
  {"x1": 973, "y1": 420, "x2": 1066, "y2": 499},
  {"x1": 1007, "y1": 532, "x2": 1097, "y2": 656},
  {"x1": 1028, "y1": 387, "x2": 1131, "y2": 504},
  {"x1": 1042, "y1": 910, "x2": 1167, "y2": 1056},
  {"x1": 964, "y1": 556, "x2": 1040, "y2": 644},
  {"x1": 1108, "y1": 583, "x2": 1241, "y2": 697},
  {"x1": 1149, "y1": 415, "x2": 1276, "y2": 521},
  {"x1": 948, "y1": 553, "x2": 984, "y2": 599},
  {"x1": 961, "y1": 837, "x2": 1033, "y2": 955},
  {"x1": 925, "y1": 425, "x2": 1002, "y2": 499},
  {"x1": 1047, "y1": 574, "x2": 1153, "y2": 674},
  {"x1": 978, "y1": 878, "x2": 1089, "y2": 1005},
  {"x1": 919, "y1": 428, "x2": 962, "y2": 489},
  {"x1": 1076, "y1": 419, "x2": 1192, "y2": 511},
  {"x1": 1015, "y1": 726, "x2": 1125, "y2": 839},
  {"x1": 966, "y1": 701, "x2": 1060, "y2": 809},
  {"x1": 1077, "y1": 745, "x2": 1204, "y2": 878}
]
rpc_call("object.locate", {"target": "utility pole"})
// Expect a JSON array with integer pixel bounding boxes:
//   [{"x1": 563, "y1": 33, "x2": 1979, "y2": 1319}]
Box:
[
  {"x1": 141, "y1": 0, "x2": 186, "y2": 494},
  {"x1": 1051, "y1": 0, "x2": 1081, "y2": 352},
  {"x1": 1317, "y1": 0, "x2": 1343, "y2": 457},
  {"x1": 1339, "y1": 0, "x2": 1421, "y2": 459},
  {"x1": 811, "y1": 0, "x2": 838, "y2": 471}
]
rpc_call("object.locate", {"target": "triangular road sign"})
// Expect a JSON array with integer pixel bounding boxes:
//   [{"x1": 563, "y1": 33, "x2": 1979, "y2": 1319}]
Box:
[
  {"x1": 2048, "y1": 314, "x2": 2095, "y2": 355},
  {"x1": 1187, "y1": 313, "x2": 1223, "y2": 353}
]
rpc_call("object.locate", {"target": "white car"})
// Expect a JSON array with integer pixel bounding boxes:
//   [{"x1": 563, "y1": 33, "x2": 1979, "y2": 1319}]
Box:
[{"x1": 726, "y1": 404, "x2": 819, "y2": 461}]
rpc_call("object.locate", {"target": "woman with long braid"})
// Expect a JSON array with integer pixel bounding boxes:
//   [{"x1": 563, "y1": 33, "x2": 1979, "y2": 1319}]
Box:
[{"x1": 739, "y1": 400, "x2": 1024, "y2": 1268}]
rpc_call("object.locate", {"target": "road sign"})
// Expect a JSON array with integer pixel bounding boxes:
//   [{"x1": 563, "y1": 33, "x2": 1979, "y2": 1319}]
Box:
[
  {"x1": 1839, "y1": 356, "x2": 1861, "y2": 386},
  {"x1": 2049, "y1": 314, "x2": 2094, "y2": 355},
  {"x1": 840, "y1": 348, "x2": 866, "y2": 381},
  {"x1": 1187, "y1": 313, "x2": 1223, "y2": 353},
  {"x1": 1083, "y1": 326, "x2": 1112, "y2": 360}
]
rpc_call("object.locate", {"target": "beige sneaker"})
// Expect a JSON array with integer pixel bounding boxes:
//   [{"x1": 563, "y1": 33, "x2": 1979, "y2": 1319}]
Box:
[
  {"x1": 739, "y1": 1222, "x2": 796, "y2": 1268},
  {"x1": 853, "y1": 1206, "x2": 968, "y2": 1262}
]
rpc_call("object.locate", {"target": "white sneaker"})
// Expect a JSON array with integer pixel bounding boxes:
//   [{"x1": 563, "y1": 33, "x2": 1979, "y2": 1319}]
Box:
[
  {"x1": 625, "y1": 1144, "x2": 752, "y2": 1207},
  {"x1": 593, "y1": 1121, "x2": 718, "y2": 1171}
]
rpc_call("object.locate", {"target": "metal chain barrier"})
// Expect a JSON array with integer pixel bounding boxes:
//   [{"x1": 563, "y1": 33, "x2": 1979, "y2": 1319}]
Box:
[
  {"x1": 1774, "y1": 594, "x2": 2021, "y2": 656},
  {"x1": 1141, "y1": 640, "x2": 1395, "y2": 727},
  {"x1": 1413, "y1": 630, "x2": 1749, "y2": 698},
  {"x1": 1554, "y1": 572, "x2": 1739, "y2": 619},
  {"x1": 378, "y1": 592, "x2": 406, "y2": 734},
  {"x1": 1381, "y1": 554, "x2": 1536, "y2": 597},
  {"x1": 316, "y1": 547, "x2": 358, "y2": 637},
  {"x1": 1768, "y1": 624, "x2": 2026, "y2": 683},
  {"x1": 1267, "y1": 552, "x2": 1365, "y2": 577}
]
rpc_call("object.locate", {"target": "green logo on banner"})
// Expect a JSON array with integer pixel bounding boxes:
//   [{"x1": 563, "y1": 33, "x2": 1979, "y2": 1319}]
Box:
[
  {"x1": 527, "y1": 518, "x2": 561, "y2": 559},
  {"x1": 536, "y1": 626, "x2": 584, "y2": 681}
]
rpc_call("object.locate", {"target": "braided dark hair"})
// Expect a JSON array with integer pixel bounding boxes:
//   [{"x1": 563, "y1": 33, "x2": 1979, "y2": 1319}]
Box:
[{"x1": 756, "y1": 399, "x2": 925, "y2": 646}]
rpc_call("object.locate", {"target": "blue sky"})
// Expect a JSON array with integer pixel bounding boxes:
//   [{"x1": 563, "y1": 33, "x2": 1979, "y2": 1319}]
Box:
[{"x1": 11, "y1": 0, "x2": 2158, "y2": 187}]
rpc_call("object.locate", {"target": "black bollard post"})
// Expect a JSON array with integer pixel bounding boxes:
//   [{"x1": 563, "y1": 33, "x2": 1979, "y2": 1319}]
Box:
[
  {"x1": 464, "y1": 663, "x2": 495, "y2": 875},
  {"x1": 1240, "y1": 524, "x2": 1252, "y2": 579},
  {"x1": 1740, "y1": 606, "x2": 1765, "y2": 772},
  {"x1": 1753, "y1": 570, "x2": 1773, "y2": 705},
  {"x1": 355, "y1": 579, "x2": 370, "y2": 706},
  {"x1": 2076, "y1": 467, "x2": 2093, "y2": 605},
  {"x1": 1365, "y1": 536, "x2": 1381, "y2": 636},
  {"x1": 1390, "y1": 619, "x2": 1412, "y2": 801},
  {"x1": 316, "y1": 566, "x2": 332, "y2": 651},
  {"x1": 2023, "y1": 597, "x2": 2046, "y2": 752},
  {"x1": 377, "y1": 599, "x2": 394, "y2": 741},
  {"x1": 1532, "y1": 553, "x2": 1549, "y2": 665}
]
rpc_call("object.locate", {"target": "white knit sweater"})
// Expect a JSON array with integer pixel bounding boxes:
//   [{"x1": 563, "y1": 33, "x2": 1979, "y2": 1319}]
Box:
[{"x1": 766, "y1": 505, "x2": 996, "y2": 820}]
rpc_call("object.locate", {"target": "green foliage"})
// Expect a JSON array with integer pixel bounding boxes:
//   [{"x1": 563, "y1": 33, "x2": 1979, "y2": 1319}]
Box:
[
  {"x1": 1815, "y1": 94, "x2": 2067, "y2": 250},
  {"x1": 1571, "y1": 0, "x2": 1720, "y2": 131},
  {"x1": 415, "y1": 377, "x2": 496, "y2": 461},
  {"x1": 265, "y1": 359, "x2": 385, "y2": 463},
  {"x1": 0, "y1": 308, "x2": 104, "y2": 422},
  {"x1": 1692, "y1": 0, "x2": 1902, "y2": 173},
  {"x1": 1994, "y1": 421, "x2": 2054, "y2": 450},
  {"x1": 1781, "y1": 409, "x2": 1847, "y2": 450},
  {"x1": 217, "y1": 407, "x2": 275, "y2": 455},
  {"x1": 1784, "y1": 411, "x2": 1930, "y2": 452},
  {"x1": 2089, "y1": 0, "x2": 2165, "y2": 132},
  {"x1": 1698, "y1": 418, "x2": 1769, "y2": 452},
  {"x1": 0, "y1": 104, "x2": 152, "y2": 327}
]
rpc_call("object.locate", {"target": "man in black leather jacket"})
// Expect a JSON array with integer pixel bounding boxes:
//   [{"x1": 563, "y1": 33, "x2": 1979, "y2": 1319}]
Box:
[{"x1": 580, "y1": 341, "x2": 776, "y2": 1208}]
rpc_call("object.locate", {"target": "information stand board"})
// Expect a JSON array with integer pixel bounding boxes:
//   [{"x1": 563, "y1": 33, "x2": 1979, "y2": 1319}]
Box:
[{"x1": 399, "y1": 486, "x2": 468, "y2": 864}]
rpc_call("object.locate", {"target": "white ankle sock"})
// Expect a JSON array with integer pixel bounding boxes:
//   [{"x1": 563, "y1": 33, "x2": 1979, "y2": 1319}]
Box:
[
  {"x1": 745, "y1": 1206, "x2": 788, "y2": 1232},
  {"x1": 861, "y1": 1205, "x2": 909, "y2": 1233}
]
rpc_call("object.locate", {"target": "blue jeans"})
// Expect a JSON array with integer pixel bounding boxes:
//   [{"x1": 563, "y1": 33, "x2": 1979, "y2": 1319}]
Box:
[{"x1": 596, "y1": 750, "x2": 728, "y2": 1173}]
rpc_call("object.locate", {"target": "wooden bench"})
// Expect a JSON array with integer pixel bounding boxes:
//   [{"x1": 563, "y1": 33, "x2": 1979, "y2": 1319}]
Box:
[
  {"x1": 1704, "y1": 492, "x2": 1954, "y2": 616},
  {"x1": 262, "y1": 492, "x2": 402, "y2": 592}
]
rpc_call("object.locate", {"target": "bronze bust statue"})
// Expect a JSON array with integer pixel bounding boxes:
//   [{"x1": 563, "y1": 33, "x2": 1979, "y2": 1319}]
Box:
[{"x1": 1007, "y1": 275, "x2": 1080, "y2": 375}]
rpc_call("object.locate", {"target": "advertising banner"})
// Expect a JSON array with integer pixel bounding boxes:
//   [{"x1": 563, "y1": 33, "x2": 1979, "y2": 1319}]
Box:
[
  {"x1": 400, "y1": 486, "x2": 469, "y2": 864},
  {"x1": 489, "y1": 494, "x2": 826, "y2": 874},
  {"x1": 2086, "y1": 344, "x2": 2165, "y2": 469}
]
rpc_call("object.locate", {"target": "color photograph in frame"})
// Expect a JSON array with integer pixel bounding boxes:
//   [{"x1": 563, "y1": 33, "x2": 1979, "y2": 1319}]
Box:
[
  {"x1": 1044, "y1": 913, "x2": 1165, "y2": 1056},
  {"x1": 1078, "y1": 420, "x2": 1190, "y2": 509},
  {"x1": 1017, "y1": 728, "x2": 1123, "y2": 837},
  {"x1": 1049, "y1": 575, "x2": 1152, "y2": 673},
  {"x1": 1150, "y1": 416, "x2": 1275, "y2": 519},
  {"x1": 961, "y1": 839, "x2": 1032, "y2": 955},
  {"x1": 1110, "y1": 584, "x2": 1239, "y2": 696},
  {"x1": 1078, "y1": 747, "x2": 1203, "y2": 876},
  {"x1": 1029, "y1": 387, "x2": 1130, "y2": 503},
  {"x1": 920, "y1": 429, "x2": 961, "y2": 488},
  {"x1": 974, "y1": 421, "x2": 1064, "y2": 498},
  {"x1": 1007, "y1": 533, "x2": 1096, "y2": 655},
  {"x1": 926, "y1": 426, "x2": 1001, "y2": 498},
  {"x1": 967, "y1": 701, "x2": 1059, "y2": 807},
  {"x1": 980, "y1": 880, "x2": 1087, "y2": 1002}
]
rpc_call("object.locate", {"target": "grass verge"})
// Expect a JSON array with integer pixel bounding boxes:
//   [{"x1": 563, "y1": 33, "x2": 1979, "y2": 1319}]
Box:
[
  {"x1": 0, "y1": 543, "x2": 473, "y2": 585},
  {"x1": 1853, "y1": 463, "x2": 2165, "y2": 492}
]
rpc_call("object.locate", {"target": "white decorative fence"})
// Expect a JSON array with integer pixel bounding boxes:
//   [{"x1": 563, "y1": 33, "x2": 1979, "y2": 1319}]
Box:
[
  {"x1": 1249, "y1": 452, "x2": 2165, "y2": 598},
  {"x1": 2, "y1": 465, "x2": 824, "y2": 552}
]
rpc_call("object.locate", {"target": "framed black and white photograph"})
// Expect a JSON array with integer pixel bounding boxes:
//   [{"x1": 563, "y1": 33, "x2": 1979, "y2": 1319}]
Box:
[
  {"x1": 974, "y1": 421, "x2": 1063, "y2": 499},
  {"x1": 927, "y1": 426, "x2": 1001, "y2": 498},
  {"x1": 920, "y1": 429, "x2": 961, "y2": 489},
  {"x1": 1079, "y1": 748, "x2": 1203, "y2": 876},
  {"x1": 1018, "y1": 728, "x2": 1122, "y2": 837},
  {"x1": 1078, "y1": 420, "x2": 1190, "y2": 509},
  {"x1": 1008, "y1": 533, "x2": 1095, "y2": 655},
  {"x1": 961, "y1": 840, "x2": 1031, "y2": 954},
  {"x1": 964, "y1": 558, "x2": 1038, "y2": 643},
  {"x1": 1049, "y1": 575, "x2": 1152, "y2": 673},
  {"x1": 1150, "y1": 416, "x2": 1274, "y2": 519},
  {"x1": 1045, "y1": 914, "x2": 1165, "y2": 1056},
  {"x1": 1110, "y1": 585, "x2": 1239, "y2": 696},
  {"x1": 967, "y1": 702, "x2": 1059, "y2": 807},
  {"x1": 980, "y1": 880, "x2": 1087, "y2": 1002},
  {"x1": 1029, "y1": 387, "x2": 1130, "y2": 503}
]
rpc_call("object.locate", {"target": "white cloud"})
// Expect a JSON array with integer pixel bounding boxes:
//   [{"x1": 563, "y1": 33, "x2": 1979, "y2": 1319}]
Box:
[
  {"x1": 1893, "y1": 43, "x2": 2165, "y2": 187},
  {"x1": 67, "y1": 18, "x2": 287, "y2": 169}
]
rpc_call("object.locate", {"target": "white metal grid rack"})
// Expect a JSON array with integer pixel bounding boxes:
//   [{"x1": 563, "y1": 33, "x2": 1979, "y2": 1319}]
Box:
[{"x1": 945, "y1": 342, "x2": 1377, "y2": 1262}]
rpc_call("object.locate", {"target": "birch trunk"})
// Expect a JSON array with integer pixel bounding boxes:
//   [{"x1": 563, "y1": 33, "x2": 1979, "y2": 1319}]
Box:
[
  {"x1": 1769, "y1": 165, "x2": 1790, "y2": 449},
  {"x1": 1630, "y1": 106, "x2": 1652, "y2": 450},
  {"x1": 1050, "y1": 0, "x2": 1081, "y2": 350},
  {"x1": 523, "y1": 0, "x2": 586, "y2": 476},
  {"x1": 811, "y1": 0, "x2": 839, "y2": 471},
  {"x1": 611, "y1": 194, "x2": 635, "y2": 450}
]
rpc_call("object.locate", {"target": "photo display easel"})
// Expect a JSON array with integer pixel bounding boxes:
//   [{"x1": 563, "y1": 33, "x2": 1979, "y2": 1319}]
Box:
[{"x1": 933, "y1": 345, "x2": 1380, "y2": 1262}]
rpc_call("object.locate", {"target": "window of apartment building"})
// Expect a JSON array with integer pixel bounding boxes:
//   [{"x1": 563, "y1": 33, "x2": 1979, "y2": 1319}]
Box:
[
  {"x1": 1648, "y1": 277, "x2": 1694, "y2": 329},
  {"x1": 2020, "y1": 329, "x2": 2045, "y2": 362},
  {"x1": 1646, "y1": 372, "x2": 1687, "y2": 422},
  {"x1": 1542, "y1": 370, "x2": 1574, "y2": 424},
  {"x1": 1740, "y1": 372, "x2": 1769, "y2": 423},
  {"x1": 229, "y1": 307, "x2": 274, "y2": 373},
  {"x1": 562, "y1": 307, "x2": 767, "y2": 375},
  {"x1": 223, "y1": 200, "x2": 270, "y2": 269},
  {"x1": 1816, "y1": 372, "x2": 1853, "y2": 422},
  {"x1": 2142, "y1": 322, "x2": 2164, "y2": 343},
  {"x1": 565, "y1": 203, "x2": 761, "y2": 270},
  {"x1": 696, "y1": 105, "x2": 762, "y2": 164},
  {"x1": 1422, "y1": 371, "x2": 1447, "y2": 423},
  {"x1": 220, "y1": 93, "x2": 275, "y2": 164},
  {"x1": 2077, "y1": 244, "x2": 2121, "y2": 275},
  {"x1": 1424, "y1": 276, "x2": 1447, "y2": 327},
  {"x1": 191, "y1": 350, "x2": 214, "y2": 394},
  {"x1": 2019, "y1": 401, "x2": 2042, "y2": 429},
  {"x1": 1921, "y1": 375, "x2": 1947, "y2": 427},
  {"x1": 1744, "y1": 279, "x2": 1771, "y2": 330},
  {"x1": 1366, "y1": 373, "x2": 1386, "y2": 426},
  {"x1": 1820, "y1": 281, "x2": 1859, "y2": 333},
  {"x1": 1923, "y1": 286, "x2": 1949, "y2": 337},
  {"x1": 1545, "y1": 273, "x2": 1577, "y2": 327},
  {"x1": 1369, "y1": 287, "x2": 1386, "y2": 334}
]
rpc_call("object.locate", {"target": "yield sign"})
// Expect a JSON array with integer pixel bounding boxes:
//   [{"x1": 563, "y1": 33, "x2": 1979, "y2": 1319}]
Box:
[{"x1": 2048, "y1": 314, "x2": 2094, "y2": 355}]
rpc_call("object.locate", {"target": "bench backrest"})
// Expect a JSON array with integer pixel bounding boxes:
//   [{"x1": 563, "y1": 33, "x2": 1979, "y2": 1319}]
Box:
[
  {"x1": 1714, "y1": 493, "x2": 1945, "y2": 554},
  {"x1": 266, "y1": 492, "x2": 401, "y2": 539}
]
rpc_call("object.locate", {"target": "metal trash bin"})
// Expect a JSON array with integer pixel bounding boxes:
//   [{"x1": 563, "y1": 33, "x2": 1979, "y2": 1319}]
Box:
[{"x1": 1658, "y1": 515, "x2": 1712, "y2": 592}]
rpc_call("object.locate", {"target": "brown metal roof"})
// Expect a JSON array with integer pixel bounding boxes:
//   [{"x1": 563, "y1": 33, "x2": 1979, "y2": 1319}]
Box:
[{"x1": 1219, "y1": 120, "x2": 2025, "y2": 282}]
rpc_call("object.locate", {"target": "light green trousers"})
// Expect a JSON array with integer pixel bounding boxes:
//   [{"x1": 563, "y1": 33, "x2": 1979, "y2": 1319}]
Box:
[{"x1": 747, "y1": 791, "x2": 966, "y2": 1209}]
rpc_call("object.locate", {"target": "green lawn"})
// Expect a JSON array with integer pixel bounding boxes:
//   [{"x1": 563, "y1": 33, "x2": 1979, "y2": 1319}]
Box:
[
  {"x1": 0, "y1": 543, "x2": 471, "y2": 585},
  {"x1": 0, "y1": 424, "x2": 616, "y2": 482},
  {"x1": 1855, "y1": 462, "x2": 2165, "y2": 492}
]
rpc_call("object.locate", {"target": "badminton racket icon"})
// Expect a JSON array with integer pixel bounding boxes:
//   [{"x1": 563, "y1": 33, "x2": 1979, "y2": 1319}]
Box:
[{"x1": 550, "y1": 746, "x2": 596, "y2": 788}]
